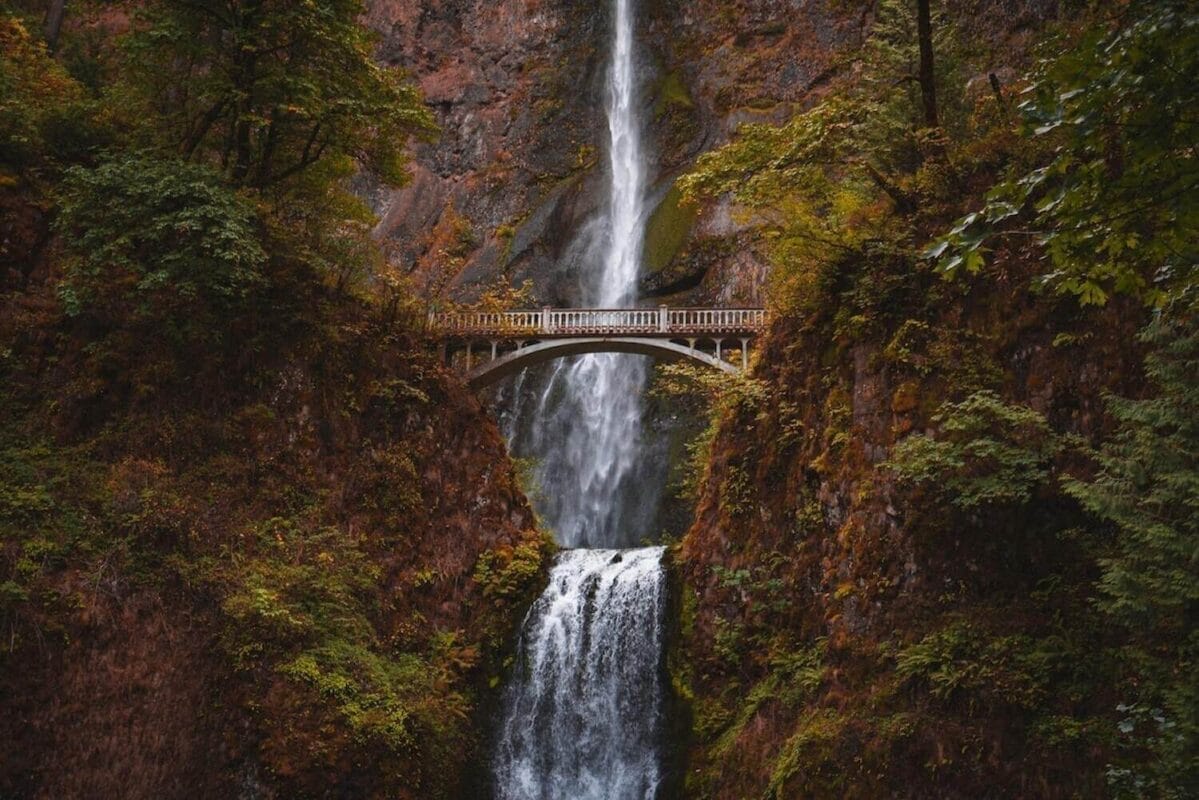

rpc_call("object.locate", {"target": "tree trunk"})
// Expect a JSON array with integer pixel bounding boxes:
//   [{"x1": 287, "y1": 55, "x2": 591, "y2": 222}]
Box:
[
  {"x1": 43, "y1": 0, "x2": 68, "y2": 52},
  {"x1": 916, "y1": 0, "x2": 938, "y2": 128}
]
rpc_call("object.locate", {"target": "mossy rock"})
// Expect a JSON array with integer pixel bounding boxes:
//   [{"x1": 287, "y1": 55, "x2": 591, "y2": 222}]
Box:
[
  {"x1": 891, "y1": 381, "x2": 920, "y2": 414},
  {"x1": 643, "y1": 182, "x2": 699, "y2": 276},
  {"x1": 653, "y1": 70, "x2": 694, "y2": 118}
]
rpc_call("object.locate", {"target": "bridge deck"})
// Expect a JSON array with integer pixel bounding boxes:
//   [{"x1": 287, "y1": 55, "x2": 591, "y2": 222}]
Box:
[{"x1": 429, "y1": 307, "x2": 766, "y2": 338}]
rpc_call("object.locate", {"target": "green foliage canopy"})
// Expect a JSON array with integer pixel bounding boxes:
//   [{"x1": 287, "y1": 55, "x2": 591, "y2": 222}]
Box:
[
  {"x1": 929, "y1": 1, "x2": 1199, "y2": 311},
  {"x1": 55, "y1": 154, "x2": 267, "y2": 328},
  {"x1": 122, "y1": 0, "x2": 437, "y2": 190},
  {"x1": 678, "y1": 0, "x2": 969, "y2": 312}
]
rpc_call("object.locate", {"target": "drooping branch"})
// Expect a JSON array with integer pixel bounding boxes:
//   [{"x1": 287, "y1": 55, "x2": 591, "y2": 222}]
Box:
[
  {"x1": 860, "y1": 160, "x2": 916, "y2": 213},
  {"x1": 181, "y1": 97, "x2": 230, "y2": 159},
  {"x1": 263, "y1": 123, "x2": 330, "y2": 186}
]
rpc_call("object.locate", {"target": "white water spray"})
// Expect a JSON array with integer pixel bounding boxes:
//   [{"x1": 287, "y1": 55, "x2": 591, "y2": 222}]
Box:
[{"x1": 492, "y1": 548, "x2": 667, "y2": 800}]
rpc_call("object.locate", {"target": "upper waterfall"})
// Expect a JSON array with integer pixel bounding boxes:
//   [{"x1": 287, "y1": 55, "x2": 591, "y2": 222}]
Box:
[
  {"x1": 599, "y1": 0, "x2": 647, "y2": 307},
  {"x1": 498, "y1": 0, "x2": 658, "y2": 548}
]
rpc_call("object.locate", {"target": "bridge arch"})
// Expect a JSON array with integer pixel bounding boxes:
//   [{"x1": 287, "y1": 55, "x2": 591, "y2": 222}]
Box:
[{"x1": 465, "y1": 337, "x2": 738, "y2": 389}]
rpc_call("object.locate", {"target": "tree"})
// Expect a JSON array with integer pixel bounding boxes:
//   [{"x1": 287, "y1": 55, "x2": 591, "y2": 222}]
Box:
[
  {"x1": 677, "y1": 0, "x2": 962, "y2": 312},
  {"x1": 927, "y1": 1, "x2": 1199, "y2": 311},
  {"x1": 55, "y1": 154, "x2": 267, "y2": 334},
  {"x1": 1063, "y1": 318, "x2": 1199, "y2": 797},
  {"x1": 916, "y1": 0, "x2": 938, "y2": 128},
  {"x1": 43, "y1": 0, "x2": 67, "y2": 51},
  {"x1": 120, "y1": 0, "x2": 436, "y2": 192}
]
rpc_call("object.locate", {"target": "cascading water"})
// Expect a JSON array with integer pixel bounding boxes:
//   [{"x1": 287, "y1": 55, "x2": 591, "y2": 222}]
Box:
[
  {"x1": 492, "y1": 1, "x2": 671, "y2": 798},
  {"x1": 498, "y1": 0, "x2": 655, "y2": 549},
  {"x1": 492, "y1": 548, "x2": 667, "y2": 800}
]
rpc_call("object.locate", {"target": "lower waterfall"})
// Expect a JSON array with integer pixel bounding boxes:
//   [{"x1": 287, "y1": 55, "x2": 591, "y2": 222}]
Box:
[{"x1": 492, "y1": 548, "x2": 668, "y2": 800}]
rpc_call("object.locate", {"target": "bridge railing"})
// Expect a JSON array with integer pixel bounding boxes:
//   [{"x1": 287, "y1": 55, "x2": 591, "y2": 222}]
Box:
[{"x1": 429, "y1": 307, "x2": 766, "y2": 337}]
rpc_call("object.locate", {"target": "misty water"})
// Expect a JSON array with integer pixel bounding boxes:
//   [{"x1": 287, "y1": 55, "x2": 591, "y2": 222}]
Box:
[
  {"x1": 491, "y1": 0, "x2": 671, "y2": 798},
  {"x1": 495, "y1": 0, "x2": 659, "y2": 550},
  {"x1": 492, "y1": 548, "x2": 667, "y2": 800}
]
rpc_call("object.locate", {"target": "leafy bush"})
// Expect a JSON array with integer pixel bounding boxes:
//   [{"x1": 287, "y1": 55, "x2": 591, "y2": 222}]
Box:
[
  {"x1": 929, "y1": 1, "x2": 1199, "y2": 311},
  {"x1": 55, "y1": 154, "x2": 267, "y2": 329},
  {"x1": 887, "y1": 390, "x2": 1063, "y2": 508}
]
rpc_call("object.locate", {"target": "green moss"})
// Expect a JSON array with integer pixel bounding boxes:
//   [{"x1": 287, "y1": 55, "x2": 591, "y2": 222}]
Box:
[
  {"x1": 642, "y1": 182, "x2": 699, "y2": 276},
  {"x1": 765, "y1": 709, "x2": 847, "y2": 798},
  {"x1": 653, "y1": 70, "x2": 694, "y2": 118}
]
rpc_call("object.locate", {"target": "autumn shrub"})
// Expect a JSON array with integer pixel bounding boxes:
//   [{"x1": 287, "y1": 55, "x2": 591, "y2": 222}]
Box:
[
  {"x1": 0, "y1": 16, "x2": 87, "y2": 178},
  {"x1": 215, "y1": 515, "x2": 475, "y2": 789}
]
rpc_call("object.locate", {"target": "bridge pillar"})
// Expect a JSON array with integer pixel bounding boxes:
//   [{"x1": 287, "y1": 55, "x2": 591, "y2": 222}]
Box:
[
  {"x1": 541, "y1": 307, "x2": 551, "y2": 334},
  {"x1": 687, "y1": 338, "x2": 696, "y2": 352},
  {"x1": 466, "y1": 340, "x2": 473, "y2": 370},
  {"x1": 715, "y1": 338, "x2": 723, "y2": 361},
  {"x1": 490, "y1": 340, "x2": 498, "y2": 361},
  {"x1": 740, "y1": 337, "x2": 750, "y2": 371},
  {"x1": 658, "y1": 305, "x2": 668, "y2": 333}
]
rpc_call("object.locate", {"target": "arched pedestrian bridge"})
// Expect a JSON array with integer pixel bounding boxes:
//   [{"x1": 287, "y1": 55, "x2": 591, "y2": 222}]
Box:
[{"x1": 428, "y1": 306, "x2": 767, "y2": 389}]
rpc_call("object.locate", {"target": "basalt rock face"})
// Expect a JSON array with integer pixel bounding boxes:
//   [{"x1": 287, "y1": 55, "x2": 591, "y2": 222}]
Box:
[
  {"x1": 363, "y1": 0, "x2": 608, "y2": 305},
  {"x1": 363, "y1": 0, "x2": 864, "y2": 307}
]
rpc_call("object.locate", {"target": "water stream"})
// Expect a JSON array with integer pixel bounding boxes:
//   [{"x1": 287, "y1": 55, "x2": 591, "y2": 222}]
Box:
[
  {"x1": 498, "y1": 0, "x2": 655, "y2": 549},
  {"x1": 491, "y1": 1, "x2": 671, "y2": 797},
  {"x1": 492, "y1": 548, "x2": 667, "y2": 800}
]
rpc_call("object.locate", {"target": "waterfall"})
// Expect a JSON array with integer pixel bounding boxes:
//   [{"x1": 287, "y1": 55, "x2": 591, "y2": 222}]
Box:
[
  {"x1": 500, "y1": 0, "x2": 654, "y2": 549},
  {"x1": 492, "y1": 2, "x2": 671, "y2": 798},
  {"x1": 492, "y1": 548, "x2": 667, "y2": 800}
]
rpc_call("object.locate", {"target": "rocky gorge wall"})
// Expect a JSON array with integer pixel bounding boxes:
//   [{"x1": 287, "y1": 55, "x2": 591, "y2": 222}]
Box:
[
  {"x1": 1, "y1": 0, "x2": 1165, "y2": 797},
  {"x1": 0, "y1": 284, "x2": 551, "y2": 797},
  {"x1": 675, "y1": 255, "x2": 1147, "y2": 797},
  {"x1": 356, "y1": 2, "x2": 1161, "y2": 797},
  {"x1": 362, "y1": 0, "x2": 865, "y2": 308}
]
